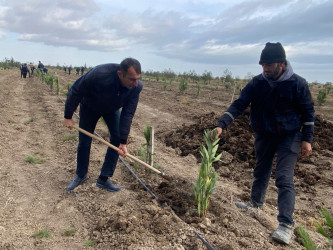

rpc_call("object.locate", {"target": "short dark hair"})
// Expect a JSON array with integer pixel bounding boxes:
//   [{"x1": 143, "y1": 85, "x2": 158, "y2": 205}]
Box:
[{"x1": 120, "y1": 58, "x2": 141, "y2": 75}]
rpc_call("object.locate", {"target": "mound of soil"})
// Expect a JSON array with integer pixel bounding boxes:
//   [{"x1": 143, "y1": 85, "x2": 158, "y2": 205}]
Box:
[
  {"x1": 163, "y1": 110, "x2": 254, "y2": 164},
  {"x1": 162, "y1": 110, "x2": 333, "y2": 198},
  {"x1": 163, "y1": 111, "x2": 333, "y2": 162}
]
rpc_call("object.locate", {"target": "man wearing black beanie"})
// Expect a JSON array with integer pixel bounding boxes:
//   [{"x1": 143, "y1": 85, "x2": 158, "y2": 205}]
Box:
[{"x1": 211, "y1": 42, "x2": 315, "y2": 245}]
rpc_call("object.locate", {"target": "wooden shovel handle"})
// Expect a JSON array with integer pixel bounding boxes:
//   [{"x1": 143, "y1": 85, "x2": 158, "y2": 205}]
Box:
[{"x1": 72, "y1": 124, "x2": 170, "y2": 180}]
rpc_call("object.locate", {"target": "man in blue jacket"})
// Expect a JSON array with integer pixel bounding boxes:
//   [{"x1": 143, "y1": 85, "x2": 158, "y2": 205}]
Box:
[
  {"x1": 212, "y1": 42, "x2": 315, "y2": 245},
  {"x1": 63, "y1": 58, "x2": 143, "y2": 193},
  {"x1": 20, "y1": 63, "x2": 30, "y2": 78}
]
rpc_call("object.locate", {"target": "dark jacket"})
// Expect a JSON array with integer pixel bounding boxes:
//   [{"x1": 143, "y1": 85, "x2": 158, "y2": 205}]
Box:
[
  {"x1": 64, "y1": 63, "x2": 143, "y2": 144},
  {"x1": 216, "y1": 63, "x2": 315, "y2": 143},
  {"x1": 38, "y1": 62, "x2": 44, "y2": 68},
  {"x1": 21, "y1": 64, "x2": 29, "y2": 73}
]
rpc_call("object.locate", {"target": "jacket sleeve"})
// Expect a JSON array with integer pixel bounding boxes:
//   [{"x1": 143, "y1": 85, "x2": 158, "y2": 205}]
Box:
[
  {"x1": 216, "y1": 81, "x2": 252, "y2": 129},
  {"x1": 297, "y1": 80, "x2": 315, "y2": 143},
  {"x1": 118, "y1": 81, "x2": 143, "y2": 144},
  {"x1": 64, "y1": 71, "x2": 93, "y2": 119}
]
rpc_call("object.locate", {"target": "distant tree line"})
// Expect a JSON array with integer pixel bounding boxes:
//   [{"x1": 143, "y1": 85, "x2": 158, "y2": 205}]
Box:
[
  {"x1": 142, "y1": 68, "x2": 332, "y2": 104},
  {"x1": 1, "y1": 57, "x2": 329, "y2": 88},
  {"x1": 0, "y1": 57, "x2": 21, "y2": 69},
  {"x1": 142, "y1": 68, "x2": 257, "y2": 85},
  {"x1": 142, "y1": 68, "x2": 250, "y2": 95}
]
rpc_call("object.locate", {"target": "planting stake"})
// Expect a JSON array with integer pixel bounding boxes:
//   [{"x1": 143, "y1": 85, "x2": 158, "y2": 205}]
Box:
[{"x1": 72, "y1": 124, "x2": 170, "y2": 181}]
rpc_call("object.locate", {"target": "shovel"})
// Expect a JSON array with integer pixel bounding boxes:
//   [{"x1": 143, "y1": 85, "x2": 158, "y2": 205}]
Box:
[{"x1": 72, "y1": 124, "x2": 170, "y2": 181}]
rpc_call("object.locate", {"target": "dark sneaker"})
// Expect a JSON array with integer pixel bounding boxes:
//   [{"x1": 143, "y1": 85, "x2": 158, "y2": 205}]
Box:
[
  {"x1": 96, "y1": 179, "x2": 121, "y2": 192},
  {"x1": 272, "y1": 223, "x2": 293, "y2": 245},
  {"x1": 67, "y1": 175, "x2": 88, "y2": 191},
  {"x1": 235, "y1": 201, "x2": 262, "y2": 210}
]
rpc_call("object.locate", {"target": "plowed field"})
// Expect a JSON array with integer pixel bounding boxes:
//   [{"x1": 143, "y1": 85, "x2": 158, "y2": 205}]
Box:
[{"x1": 1, "y1": 68, "x2": 332, "y2": 249}]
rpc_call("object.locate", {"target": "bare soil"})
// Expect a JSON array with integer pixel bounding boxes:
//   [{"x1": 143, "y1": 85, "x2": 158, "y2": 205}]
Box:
[{"x1": 0, "y1": 68, "x2": 332, "y2": 249}]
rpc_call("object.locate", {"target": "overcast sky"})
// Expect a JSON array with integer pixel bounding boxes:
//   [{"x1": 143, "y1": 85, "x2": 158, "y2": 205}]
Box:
[{"x1": 0, "y1": 0, "x2": 332, "y2": 83}]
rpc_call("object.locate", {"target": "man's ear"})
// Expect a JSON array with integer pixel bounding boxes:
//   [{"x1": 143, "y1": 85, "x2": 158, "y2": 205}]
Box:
[{"x1": 117, "y1": 70, "x2": 122, "y2": 78}]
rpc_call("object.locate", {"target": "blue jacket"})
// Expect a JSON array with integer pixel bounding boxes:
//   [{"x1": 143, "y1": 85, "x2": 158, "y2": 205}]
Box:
[
  {"x1": 216, "y1": 63, "x2": 315, "y2": 143},
  {"x1": 64, "y1": 63, "x2": 143, "y2": 144}
]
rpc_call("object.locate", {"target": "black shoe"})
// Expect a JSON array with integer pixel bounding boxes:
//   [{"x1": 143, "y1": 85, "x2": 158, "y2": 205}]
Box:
[
  {"x1": 67, "y1": 175, "x2": 88, "y2": 191},
  {"x1": 96, "y1": 179, "x2": 121, "y2": 192},
  {"x1": 235, "y1": 201, "x2": 262, "y2": 210}
]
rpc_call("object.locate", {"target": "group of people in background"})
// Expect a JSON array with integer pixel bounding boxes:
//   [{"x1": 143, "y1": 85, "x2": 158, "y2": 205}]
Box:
[
  {"x1": 63, "y1": 65, "x2": 85, "y2": 75},
  {"x1": 20, "y1": 61, "x2": 86, "y2": 78},
  {"x1": 76, "y1": 66, "x2": 85, "y2": 75},
  {"x1": 20, "y1": 60, "x2": 47, "y2": 78},
  {"x1": 20, "y1": 63, "x2": 31, "y2": 78},
  {"x1": 38, "y1": 60, "x2": 48, "y2": 73}
]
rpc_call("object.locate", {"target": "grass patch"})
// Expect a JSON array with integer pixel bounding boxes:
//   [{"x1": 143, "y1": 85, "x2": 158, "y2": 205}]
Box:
[
  {"x1": 319, "y1": 207, "x2": 333, "y2": 232},
  {"x1": 99, "y1": 117, "x2": 107, "y2": 126},
  {"x1": 296, "y1": 207, "x2": 333, "y2": 249},
  {"x1": 60, "y1": 134, "x2": 77, "y2": 141},
  {"x1": 180, "y1": 98, "x2": 195, "y2": 104},
  {"x1": 33, "y1": 228, "x2": 51, "y2": 238},
  {"x1": 296, "y1": 226, "x2": 317, "y2": 250},
  {"x1": 35, "y1": 151, "x2": 46, "y2": 157},
  {"x1": 84, "y1": 239, "x2": 96, "y2": 246},
  {"x1": 63, "y1": 227, "x2": 76, "y2": 236},
  {"x1": 24, "y1": 117, "x2": 38, "y2": 125},
  {"x1": 24, "y1": 155, "x2": 45, "y2": 164}
]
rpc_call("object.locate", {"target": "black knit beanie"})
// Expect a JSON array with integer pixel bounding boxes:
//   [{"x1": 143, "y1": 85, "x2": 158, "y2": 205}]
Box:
[{"x1": 259, "y1": 42, "x2": 286, "y2": 64}]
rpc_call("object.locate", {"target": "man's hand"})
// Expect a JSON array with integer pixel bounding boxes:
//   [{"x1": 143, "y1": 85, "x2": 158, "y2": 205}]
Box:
[
  {"x1": 63, "y1": 118, "x2": 74, "y2": 129},
  {"x1": 118, "y1": 144, "x2": 128, "y2": 157},
  {"x1": 210, "y1": 127, "x2": 222, "y2": 141},
  {"x1": 300, "y1": 141, "x2": 312, "y2": 158}
]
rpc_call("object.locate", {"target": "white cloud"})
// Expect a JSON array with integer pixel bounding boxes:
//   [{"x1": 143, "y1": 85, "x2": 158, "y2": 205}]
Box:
[
  {"x1": 0, "y1": 30, "x2": 5, "y2": 39},
  {"x1": 0, "y1": 0, "x2": 332, "y2": 82}
]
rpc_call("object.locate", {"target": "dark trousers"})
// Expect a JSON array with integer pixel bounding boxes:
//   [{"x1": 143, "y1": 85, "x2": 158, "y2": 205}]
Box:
[
  {"x1": 76, "y1": 104, "x2": 120, "y2": 178},
  {"x1": 251, "y1": 132, "x2": 302, "y2": 225}
]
